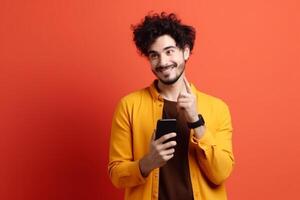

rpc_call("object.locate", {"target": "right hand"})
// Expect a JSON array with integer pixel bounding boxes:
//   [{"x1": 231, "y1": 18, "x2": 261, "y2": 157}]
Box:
[{"x1": 139, "y1": 130, "x2": 177, "y2": 177}]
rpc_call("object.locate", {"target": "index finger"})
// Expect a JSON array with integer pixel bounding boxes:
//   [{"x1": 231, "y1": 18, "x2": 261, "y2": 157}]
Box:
[
  {"x1": 183, "y1": 76, "x2": 192, "y2": 94},
  {"x1": 155, "y1": 132, "x2": 176, "y2": 144}
]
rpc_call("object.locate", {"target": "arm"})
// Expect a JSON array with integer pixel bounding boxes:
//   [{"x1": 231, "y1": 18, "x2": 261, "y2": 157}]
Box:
[
  {"x1": 191, "y1": 102, "x2": 235, "y2": 185},
  {"x1": 177, "y1": 78, "x2": 235, "y2": 185},
  {"x1": 108, "y1": 99, "x2": 146, "y2": 188}
]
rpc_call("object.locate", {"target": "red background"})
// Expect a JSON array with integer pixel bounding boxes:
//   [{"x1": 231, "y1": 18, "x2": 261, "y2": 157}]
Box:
[{"x1": 1, "y1": 0, "x2": 300, "y2": 199}]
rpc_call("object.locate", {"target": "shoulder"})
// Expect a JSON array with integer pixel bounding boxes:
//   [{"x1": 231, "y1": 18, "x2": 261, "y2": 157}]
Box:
[{"x1": 117, "y1": 87, "x2": 151, "y2": 109}]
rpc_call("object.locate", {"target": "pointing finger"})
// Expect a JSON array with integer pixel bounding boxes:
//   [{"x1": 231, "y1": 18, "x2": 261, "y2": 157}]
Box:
[{"x1": 183, "y1": 77, "x2": 192, "y2": 94}]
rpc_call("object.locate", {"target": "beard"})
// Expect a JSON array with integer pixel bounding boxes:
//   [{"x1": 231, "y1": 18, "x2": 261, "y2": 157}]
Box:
[{"x1": 153, "y1": 62, "x2": 185, "y2": 85}]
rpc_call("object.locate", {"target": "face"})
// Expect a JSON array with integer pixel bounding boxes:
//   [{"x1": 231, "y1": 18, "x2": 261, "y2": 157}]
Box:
[{"x1": 147, "y1": 35, "x2": 190, "y2": 85}]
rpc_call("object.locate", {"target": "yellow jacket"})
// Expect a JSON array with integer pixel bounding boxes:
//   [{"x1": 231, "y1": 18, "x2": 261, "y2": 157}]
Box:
[{"x1": 108, "y1": 82, "x2": 234, "y2": 200}]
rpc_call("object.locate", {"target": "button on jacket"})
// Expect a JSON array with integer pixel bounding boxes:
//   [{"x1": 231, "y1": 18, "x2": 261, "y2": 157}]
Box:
[{"x1": 108, "y1": 81, "x2": 235, "y2": 200}]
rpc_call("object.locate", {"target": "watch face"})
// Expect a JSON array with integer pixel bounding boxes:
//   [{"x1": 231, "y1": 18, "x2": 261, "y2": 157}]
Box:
[{"x1": 187, "y1": 114, "x2": 205, "y2": 129}]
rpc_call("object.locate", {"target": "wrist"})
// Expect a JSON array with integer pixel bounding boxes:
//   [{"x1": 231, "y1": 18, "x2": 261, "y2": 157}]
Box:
[
  {"x1": 193, "y1": 125, "x2": 206, "y2": 140},
  {"x1": 187, "y1": 112, "x2": 199, "y2": 123},
  {"x1": 189, "y1": 115, "x2": 199, "y2": 123},
  {"x1": 139, "y1": 154, "x2": 152, "y2": 177}
]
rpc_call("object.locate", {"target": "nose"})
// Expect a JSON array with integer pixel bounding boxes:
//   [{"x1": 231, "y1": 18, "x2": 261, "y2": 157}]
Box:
[{"x1": 158, "y1": 54, "x2": 169, "y2": 67}]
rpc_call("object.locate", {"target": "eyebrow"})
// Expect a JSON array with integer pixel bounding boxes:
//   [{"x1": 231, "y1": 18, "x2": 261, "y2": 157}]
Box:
[{"x1": 148, "y1": 45, "x2": 177, "y2": 55}]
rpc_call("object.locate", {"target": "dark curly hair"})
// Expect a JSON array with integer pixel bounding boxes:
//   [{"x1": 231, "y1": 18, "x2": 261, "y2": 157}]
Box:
[{"x1": 132, "y1": 12, "x2": 196, "y2": 56}]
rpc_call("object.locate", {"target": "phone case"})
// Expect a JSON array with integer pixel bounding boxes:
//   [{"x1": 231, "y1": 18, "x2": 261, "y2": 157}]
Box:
[{"x1": 155, "y1": 119, "x2": 177, "y2": 140}]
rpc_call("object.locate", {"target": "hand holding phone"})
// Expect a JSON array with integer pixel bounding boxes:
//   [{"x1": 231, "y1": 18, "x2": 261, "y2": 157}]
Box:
[{"x1": 139, "y1": 119, "x2": 177, "y2": 176}]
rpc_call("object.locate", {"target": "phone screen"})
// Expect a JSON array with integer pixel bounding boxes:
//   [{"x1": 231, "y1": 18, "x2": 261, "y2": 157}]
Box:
[{"x1": 155, "y1": 119, "x2": 177, "y2": 141}]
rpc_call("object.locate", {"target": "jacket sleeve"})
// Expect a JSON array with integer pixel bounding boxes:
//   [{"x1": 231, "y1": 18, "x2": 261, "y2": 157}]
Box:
[
  {"x1": 190, "y1": 100, "x2": 235, "y2": 185},
  {"x1": 108, "y1": 98, "x2": 147, "y2": 188}
]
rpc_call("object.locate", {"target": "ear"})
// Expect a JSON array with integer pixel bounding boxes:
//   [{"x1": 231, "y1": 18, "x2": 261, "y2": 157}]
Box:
[{"x1": 183, "y1": 45, "x2": 190, "y2": 61}]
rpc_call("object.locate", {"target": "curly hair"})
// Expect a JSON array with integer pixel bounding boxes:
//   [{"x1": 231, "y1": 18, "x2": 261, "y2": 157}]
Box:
[{"x1": 132, "y1": 12, "x2": 196, "y2": 56}]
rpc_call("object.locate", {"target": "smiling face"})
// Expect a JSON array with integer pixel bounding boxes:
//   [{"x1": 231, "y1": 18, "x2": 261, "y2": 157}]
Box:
[{"x1": 148, "y1": 35, "x2": 190, "y2": 85}]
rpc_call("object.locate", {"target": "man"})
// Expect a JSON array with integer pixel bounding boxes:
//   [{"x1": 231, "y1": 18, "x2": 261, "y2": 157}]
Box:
[{"x1": 108, "y1": 12, "x2": 234, "y2": 200}]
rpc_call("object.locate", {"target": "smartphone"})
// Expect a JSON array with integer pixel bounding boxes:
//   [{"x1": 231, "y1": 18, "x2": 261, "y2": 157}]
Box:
[{"x1": 155, "y1": 119, "x2": 177, "y2": 141}]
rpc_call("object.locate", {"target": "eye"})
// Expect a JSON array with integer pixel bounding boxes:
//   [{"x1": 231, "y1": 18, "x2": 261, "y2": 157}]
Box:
[
  {"x1": 166, "y1": 49, "x2": 174, "y2": 55},
  {"x1": 149, "y1": 53, "x2": 158, "y2": 60}
]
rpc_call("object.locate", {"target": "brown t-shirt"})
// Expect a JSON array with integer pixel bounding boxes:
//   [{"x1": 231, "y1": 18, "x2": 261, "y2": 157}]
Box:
[{"x1": 158, "y1": 99, "x2": 194, "y2": 200}]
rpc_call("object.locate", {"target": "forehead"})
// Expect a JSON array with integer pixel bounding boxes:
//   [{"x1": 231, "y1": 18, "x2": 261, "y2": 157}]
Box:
[{"x1": 148, "y1": 35, "x2": 176, "y2": 52}]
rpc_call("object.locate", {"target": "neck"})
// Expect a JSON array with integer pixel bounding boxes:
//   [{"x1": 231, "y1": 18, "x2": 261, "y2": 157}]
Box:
[{"x1": 157, "y1": 75, "x2": 187, "y2": 101}]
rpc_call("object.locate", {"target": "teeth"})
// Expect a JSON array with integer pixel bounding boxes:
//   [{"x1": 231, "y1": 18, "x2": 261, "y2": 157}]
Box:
[{"x1": 159, "y1": 66, "x2": 172, "y2": 72}]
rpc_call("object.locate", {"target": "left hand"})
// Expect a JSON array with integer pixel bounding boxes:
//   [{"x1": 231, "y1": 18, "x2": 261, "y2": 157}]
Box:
[{"x1": 177, "y1": 77, "x2": 199, "y2": 123}]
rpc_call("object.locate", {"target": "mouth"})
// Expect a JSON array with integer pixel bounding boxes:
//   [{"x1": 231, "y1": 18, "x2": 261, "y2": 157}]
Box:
[{"x1": 156, "y1": 64, "x2": 176, "y2": 74}]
